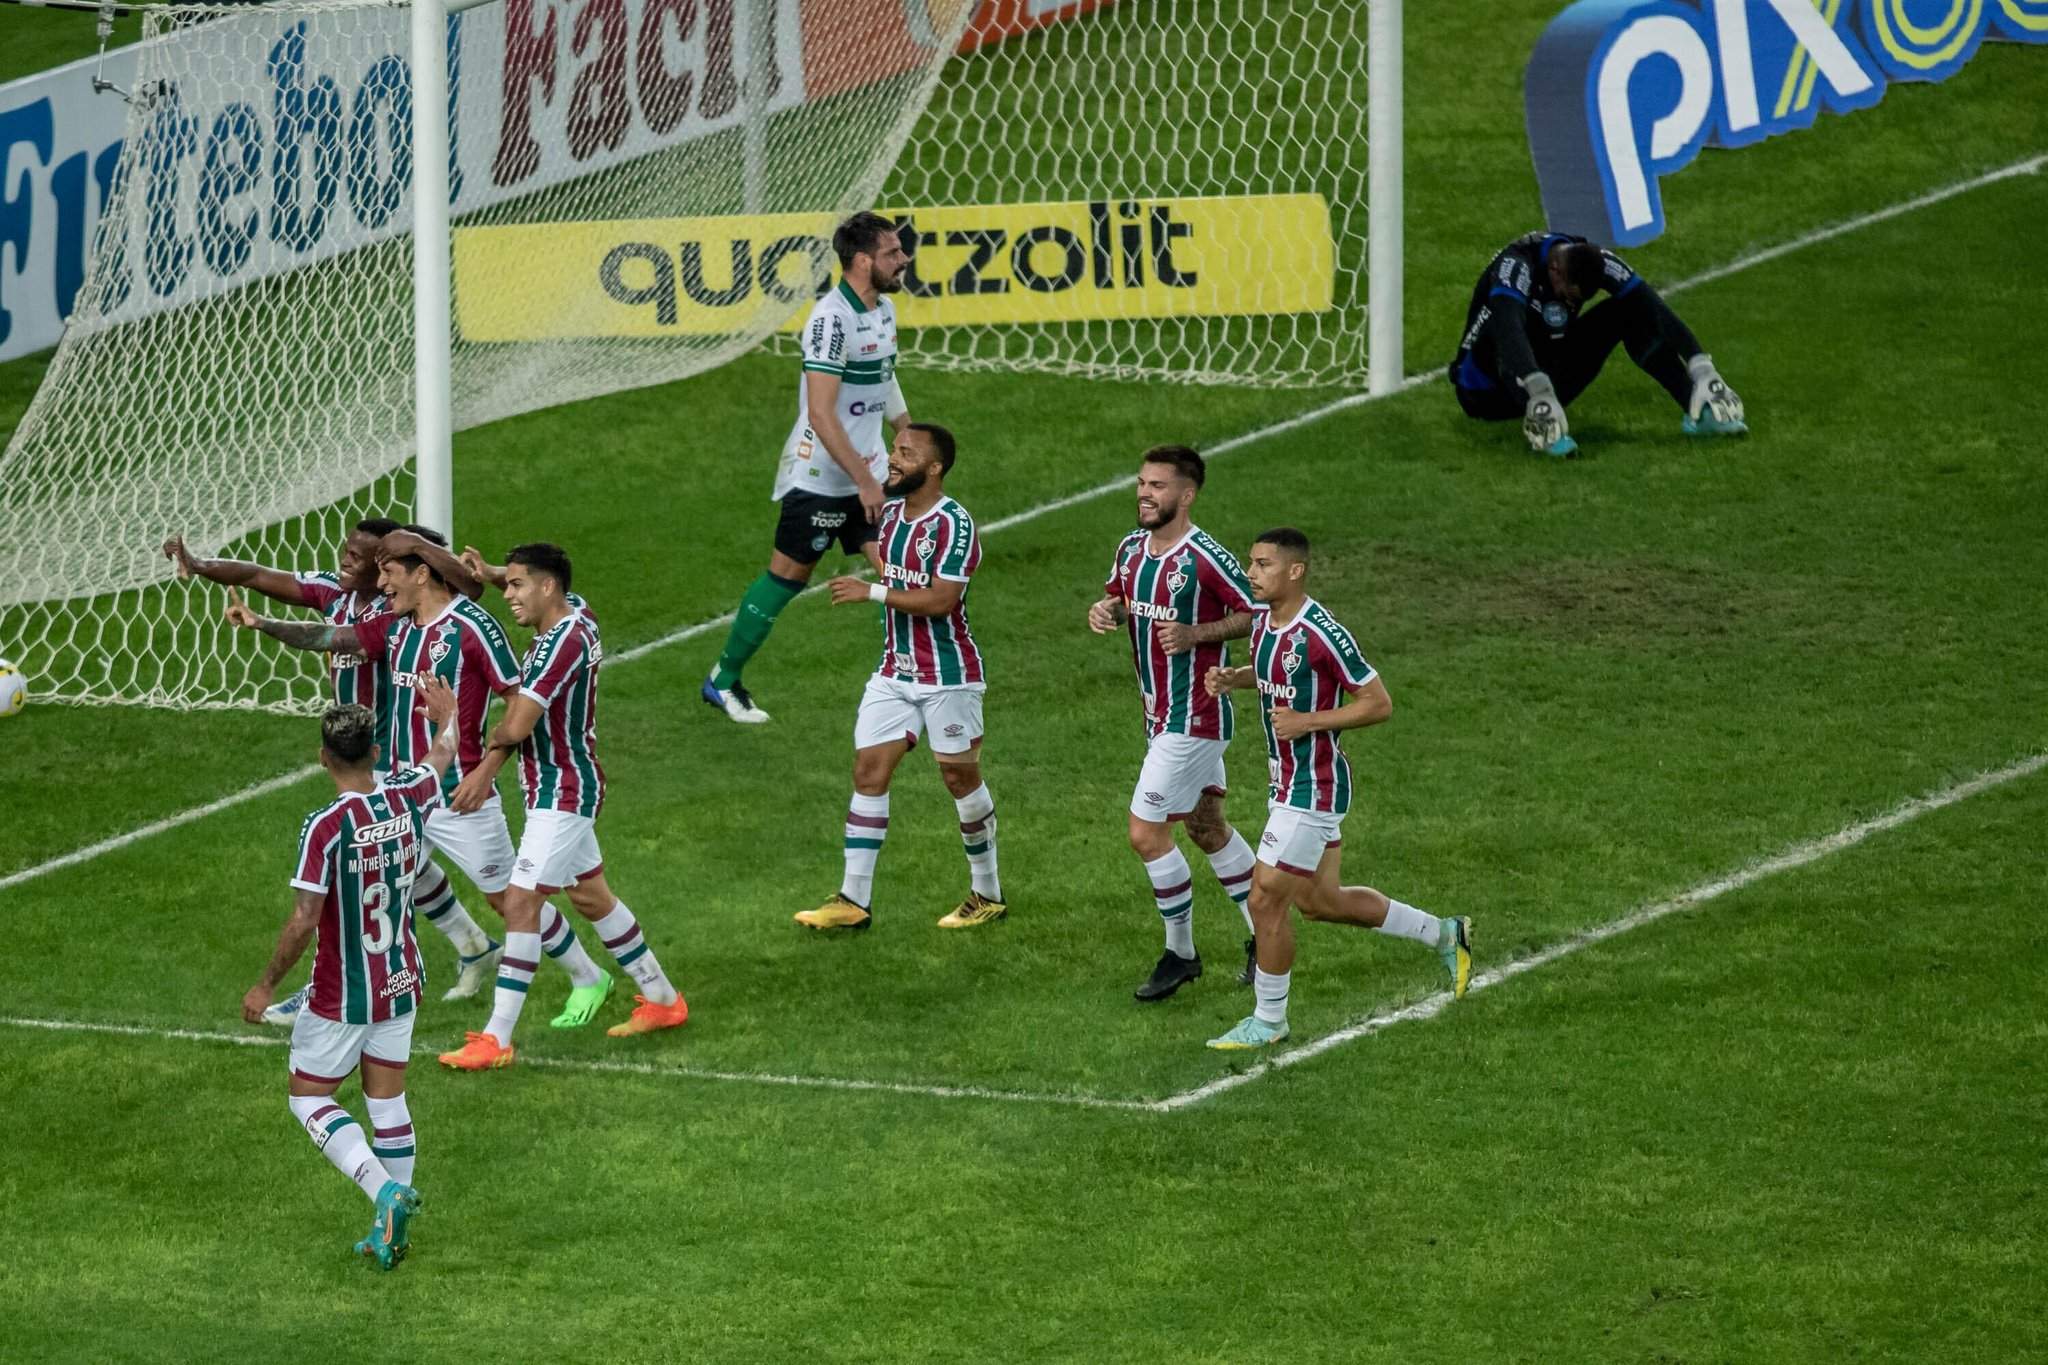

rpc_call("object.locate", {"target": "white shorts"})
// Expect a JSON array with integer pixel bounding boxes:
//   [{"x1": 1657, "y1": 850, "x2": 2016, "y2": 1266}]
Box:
[
  {"x1": 854, "y1": 675, "x2": 986, "y2": 756},
  {"x1": 1128, "y1": 733, "x2": 1229, "y2": 823},
  {"x1": 511, "y1": 808, "x2": 605, "y2": 894},
  {"x1": 288, "y1": 1008, "x2": 415, "y2": 1085},
  {"x1": 1255, "y1": 802, "x2": 1345, "y2": 878},
  {"x1": 423, "y1": 798, "x2": 516, "y2": 894}
]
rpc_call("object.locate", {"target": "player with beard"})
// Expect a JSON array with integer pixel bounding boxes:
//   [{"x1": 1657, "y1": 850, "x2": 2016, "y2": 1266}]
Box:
[
  {"x1": 702, "y1": 211, "x2": 913, "y2": 725},
  {"x1": 1088, "y1": 446, "x2": 1262, "y2": 1001},
  {"x1": 801, "y1": 423, "x2": 1005, "y2": 931}
]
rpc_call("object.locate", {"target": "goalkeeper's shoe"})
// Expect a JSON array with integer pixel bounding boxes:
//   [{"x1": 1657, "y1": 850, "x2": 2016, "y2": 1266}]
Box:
[
  {"x1": 795, "y1": 893, "x2": 871, "y2": 931},
  {"x1": 1437, "y1": 915, "x2": 1475, "y2": 1000},
  {"x1": 260, "y1": 982, "x2": 311, "y2": 1027},
  {"x1": 1206, "y1": 1015, "x2": 1290, "y2": 1051},
  {"x1": 937, "y1": 892, "x2": 1007, "y2": 928},
  {"x1": 442, "y1": 938, "x2": 501, "y2": 1002},
  {"x1": 1523, "y1": 398, "x2": 1578, "y2": 458},
  {"x1": 437, "y1": 1031, "x2": 515, "y2": 1071},
  {"x1": 701, "y1": 674, "x2": 771, "y2": 724},
  {"x1": 356, "y1": 1180, "x2": 421, "y2": 1270},
  {"x1": 606, "y1": 992, "x2": 690, "y2": 1037},
  {"x1": 1683, "y1": 372, "x2": 1747, "y2": 436},
  {"x1": 549, "y1": 968, "x2": 614, "y2": 1029}
]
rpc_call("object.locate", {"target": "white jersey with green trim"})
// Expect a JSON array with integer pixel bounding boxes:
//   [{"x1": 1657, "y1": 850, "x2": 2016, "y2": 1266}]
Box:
[{"x1": 774, "y1": 280, "x2": 902, "y2": 500}]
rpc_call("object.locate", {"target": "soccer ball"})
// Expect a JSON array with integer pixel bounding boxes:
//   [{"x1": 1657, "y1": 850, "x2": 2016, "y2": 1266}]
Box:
[{"x1": 0, "y1": 659, "x2": 27, "y2": 717}]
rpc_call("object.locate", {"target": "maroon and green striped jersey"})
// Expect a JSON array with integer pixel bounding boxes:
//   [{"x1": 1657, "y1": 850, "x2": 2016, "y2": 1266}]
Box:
[
  {"x1": 1103, "y1": 525, "x2": 1256, "y2": 741},
  {"x1": 290, "y1": 763, "x2": 441, "y2": 1025},
  {"x1": 517, "y1": 608, "x2": 606, "y2": 818},
  {"x1": 875, "y1": 497, "x2": 984, "y2": 687},
  {"x1": 354, "y1": 598, "x2": 521, "y2": 798},
  {"x1": 1250, "y1": 598, "x2": 1378, "y2": 815},
  {"x1": 295, "y1": 571, "x2": 389, "y2": 714}
]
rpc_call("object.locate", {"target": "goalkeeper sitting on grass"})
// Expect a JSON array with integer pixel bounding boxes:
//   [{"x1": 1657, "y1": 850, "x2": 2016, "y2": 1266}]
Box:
[{"x1": 1448, "y1": 231, "x2": 1746, "y2": 458}]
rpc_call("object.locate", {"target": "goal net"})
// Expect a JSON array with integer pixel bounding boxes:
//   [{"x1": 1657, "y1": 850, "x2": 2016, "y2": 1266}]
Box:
[
  {"x1": 881, "y1": 0, "x2": 1381, "y2": 389},
  {"x1": 1, "y1": 0, "x2": 1392, "y2": 713},
  {"x1": 0, "y1": 0, "x2": 972, "y2": 711}
]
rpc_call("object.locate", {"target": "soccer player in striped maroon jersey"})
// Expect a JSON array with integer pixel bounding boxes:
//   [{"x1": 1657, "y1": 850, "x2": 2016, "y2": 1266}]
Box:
[
  {"x1": 801, "y1": 422, "x2": 1005, "y2": 931},
  {"x1": 1200, "y1": 528, "x2": 1474, "y2": 1051},
  {"x1": 438, "y1": 543, "x2": 690, "y2": 1070},
  {"x1": 239, "y1": 675, "x2": 459, "y2": 1270},
  {"x1": 1088, "y1": 445, "x2": 1263, "y2": 1001},
  {"x1": 170, "y1": 520, "x2": 503, "y2": 1020}
]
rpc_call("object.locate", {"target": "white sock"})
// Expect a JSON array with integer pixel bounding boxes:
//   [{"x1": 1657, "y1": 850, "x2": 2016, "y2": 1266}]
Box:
[
  {"x1": 591, "y1": 902, "x2": 677, "y2": 1005},
  {"x1": 954, "y1": 783, "x2": 1001, "y2": 900},
  {"x1": 1145, "y1": 847, "x2": 1196, "y2": 959},
  {"x1": 841, "y1": 792, "x2": 889, "y2": 907},
  {"x1": 1253, "y1": 967, "x2": 1290, "y2": 1026},
  {"x1": 484, "y1": 931, "x2": 540, "y2": 1046},
  {"x1": 1206, "y1": 829, "x2": 1257, "y2": 935},
  {"x1": 540, "y1": 905, "x2": 604, "y2": 988},
  {"x1": 364, "y1": 1092, "x2": 416, "y2": 1187},
  {"x1": 289, "y1": 1094, "x2": 389, "y2": 1203},
  {"x1": 1377, "y1": 898, "x2": 1442, "y2": 947},
  {"x1": 412, "y1": 860, "x2": 489, "y2": 957}
]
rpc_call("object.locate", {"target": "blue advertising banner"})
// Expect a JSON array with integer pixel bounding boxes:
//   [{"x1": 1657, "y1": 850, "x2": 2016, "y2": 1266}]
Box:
[{"x1": 1526, "y1": 0, "x2": 2047, "y2": 246}]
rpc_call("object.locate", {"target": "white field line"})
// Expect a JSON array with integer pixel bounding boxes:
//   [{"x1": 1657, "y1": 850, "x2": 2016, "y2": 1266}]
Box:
[
  {"x1": 1158, "y1": 750, "x2": 2048, "y2": 1110},
  {"x1": 5, "y1": 153, "x2": 2037, "y2": 897},
  {"x1": 4, "y1": 749, "x2": 2042, "y2": 1110},
  {"x1": 0, "y1": 1013, "x2": 1154, "y2": 1111}
]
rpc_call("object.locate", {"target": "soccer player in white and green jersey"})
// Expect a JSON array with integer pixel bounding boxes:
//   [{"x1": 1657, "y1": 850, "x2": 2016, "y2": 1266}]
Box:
[
  {"x1": 702, "y1": 211, "x2": 912, "y2": 725},
  {"x1": 802, "y1": 423, "x2": 1005, "y2": 930},
  {"x1": 240, "y1": 676, "x2": 459, "y2": 1270},
  {"x1": 1088, "y1": 445, "x2": 1263, "y2": 1002},
  {"x1": 1201, "y1": 528, "x2": 1473, "y2": 1051}
]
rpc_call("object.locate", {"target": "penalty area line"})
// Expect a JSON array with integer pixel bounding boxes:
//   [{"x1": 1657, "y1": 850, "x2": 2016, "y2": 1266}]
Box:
[
  {"x1": 1155, "y1": 749, "x2": 2048, "y2": 1111},
  {"x1": 6, "y1": 152, "x2": 2037, "y2": 897},
  {"x1": 1, "y1": 750, "x2": 2038, "y2": 1114}
]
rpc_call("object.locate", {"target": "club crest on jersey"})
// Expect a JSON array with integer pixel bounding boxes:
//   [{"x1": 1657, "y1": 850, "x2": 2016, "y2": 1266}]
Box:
[
  {"x1": 812, "y1": 532, "x2": 830, "y2": 551},
  {"x1": 1166, "y1": 568, "x2": 1188, "y2": 594},
  {"x1": 915, "y1": 534, "x2": 937, "y2": 561},
  {"x1": 894, "y1": 652, "x2": 916, "y2": 675},
  {"x1": 428, "y1": 637, "x2": 452, "y2": 665}
]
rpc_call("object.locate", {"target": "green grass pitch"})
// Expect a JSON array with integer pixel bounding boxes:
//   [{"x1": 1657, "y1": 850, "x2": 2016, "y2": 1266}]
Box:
[{"x1": 2, "y1": 4, "x2": 2045, "y2": 1360}]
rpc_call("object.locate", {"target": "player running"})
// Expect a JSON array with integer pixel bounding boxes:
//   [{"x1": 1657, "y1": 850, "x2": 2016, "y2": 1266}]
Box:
[
  {"x1": 702, "y1": 211, "x2": 912, "y2": 724},
  {"x1": 438, "y1": 543, "x2": 691, "y2": 1070},
  {"x1": 240, "y1": 677, "x2": 460, "y2": 1270},
  {"x1": 800, "y1": 423, "x2": 1004, "y2": 931},
  {"x1": 1086, "y1": 445, "x2": 1262, "y2": 1001},
  {"x1": 1449, "y1": 231, "x2": 1745, "y2": 457},
  {"x1": 169, "y1": 521, "x2": 502, "y2": 1018},
  {"x1": 1200, "y1": 528, "x2": 1473, "y2": 1051}
]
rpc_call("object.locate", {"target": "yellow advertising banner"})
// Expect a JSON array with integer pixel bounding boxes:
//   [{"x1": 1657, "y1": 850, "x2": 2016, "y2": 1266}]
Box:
[{"x1": 454, "y1": 196, "x2": 1333, "y2": 340}]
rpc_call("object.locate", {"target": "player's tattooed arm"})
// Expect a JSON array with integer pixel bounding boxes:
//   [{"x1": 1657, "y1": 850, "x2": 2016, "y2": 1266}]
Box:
[
  {"x1": 163, "y1": 535, "x2": 309, "y2": 606},
  {"x1": 240, "y1": 614, "x2": 354, "y2": 653},
  {"x1": 1158, "y1": 610, "x2": 1252, "y2": 653},
  {"x1": 242, "y1": 889, "x2": 322, "y2": 1022}
]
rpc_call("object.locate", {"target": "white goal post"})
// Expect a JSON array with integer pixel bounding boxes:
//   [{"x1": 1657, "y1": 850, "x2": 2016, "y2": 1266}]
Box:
[{"x1": 0, "y1": 0, "x2": 1402, "y2": 713}]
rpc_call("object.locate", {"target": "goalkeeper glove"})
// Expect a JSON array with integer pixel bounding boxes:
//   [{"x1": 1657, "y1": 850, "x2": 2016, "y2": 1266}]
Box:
[
  {"x1": 1520, "y1": 373, "x2": 1577, "y2": 457},
  {"x1": 1684, "y1": 354, "x2": 1747, "y2": 435}
]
